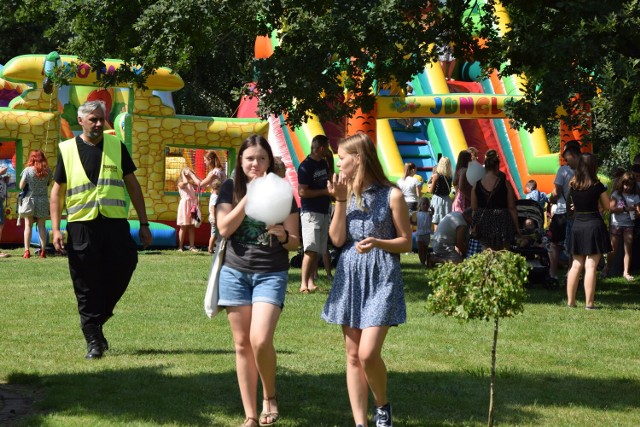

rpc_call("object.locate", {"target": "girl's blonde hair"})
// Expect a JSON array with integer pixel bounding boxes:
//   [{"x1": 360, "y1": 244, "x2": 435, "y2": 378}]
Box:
[
  {"x1": 177, "y1": 167, "x2": 193, "y2": 185},
  {"x1": 435, "y1": 156, "x2": 452, "y2": 177},
  {"x1": 340, "y1": 133, "x2": 392, "y2": 210}
]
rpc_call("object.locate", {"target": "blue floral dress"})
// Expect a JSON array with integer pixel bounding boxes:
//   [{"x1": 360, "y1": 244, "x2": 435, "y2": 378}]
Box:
[{"x1": 322, "y1": 185, "x2": 406, "y2": 329}]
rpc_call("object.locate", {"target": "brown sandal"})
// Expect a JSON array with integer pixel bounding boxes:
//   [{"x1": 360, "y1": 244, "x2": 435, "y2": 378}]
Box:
[
  {"x1": 241, "y1": 417, "x2": 258, "y2": 427},
  {"x1": 260, "y1": 396, "x2": 279, "y2": 426}
]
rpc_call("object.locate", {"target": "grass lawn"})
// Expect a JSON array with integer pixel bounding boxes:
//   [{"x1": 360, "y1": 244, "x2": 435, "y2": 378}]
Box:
[{"x1": 1, "y1": 247, "x2": 639, "y2": 426}]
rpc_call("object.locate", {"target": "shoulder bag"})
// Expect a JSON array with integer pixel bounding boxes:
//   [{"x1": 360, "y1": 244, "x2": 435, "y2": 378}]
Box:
[
  {"x1": 204, "y1": 238, "x2": 227, "y2": 318},
  {"x1": 16, "y1": 188, "x2": 35, "y2": 226}
]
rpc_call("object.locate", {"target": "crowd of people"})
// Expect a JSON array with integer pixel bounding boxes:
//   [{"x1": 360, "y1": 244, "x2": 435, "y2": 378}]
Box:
[
  {"x1": 426, "y1": 143, "x2": 640, "y2": 312},
  {"x1": 4, "y1": 104, "x2": 640, "y2": 426}
]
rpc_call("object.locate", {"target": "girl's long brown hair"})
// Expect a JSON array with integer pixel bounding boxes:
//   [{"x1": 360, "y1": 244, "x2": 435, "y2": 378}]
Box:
[
  {"x1": 454, "y1": 150, "x2": 472, "y2": 182},
  {"x1": 205, "y1": 150, "x2": 222, "y2": 169},
  {"x1": 569, "y1": 152, "x2": 600, "y2": 191},
  {"x1": 26, "y1": 150, "x2": 49, "y2": 178},
  {"x1": 402, "y1": 162, "x2": 416, "y2": 179},
  {"x1": 614, "y1": 171, "x2": 638, "y2": 195}
]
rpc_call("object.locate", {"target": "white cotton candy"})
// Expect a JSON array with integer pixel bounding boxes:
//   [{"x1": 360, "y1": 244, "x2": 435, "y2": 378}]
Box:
[
  {"x1": 245, "y1": 172, "x2": 294, "y2": 225},
  {"x1": 466, "y1": 161, "x2": 486, "y2": 185}
]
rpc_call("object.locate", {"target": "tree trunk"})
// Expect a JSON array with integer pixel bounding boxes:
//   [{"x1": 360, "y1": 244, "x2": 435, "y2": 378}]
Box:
[{"x1": 488, "y1": 317, "x2": 499, "y2": 427}]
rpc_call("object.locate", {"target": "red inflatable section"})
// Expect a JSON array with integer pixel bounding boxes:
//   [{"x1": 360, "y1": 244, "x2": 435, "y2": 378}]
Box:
[{"x1": 448, "y1": 80, "x2": 518, "y2": 195}]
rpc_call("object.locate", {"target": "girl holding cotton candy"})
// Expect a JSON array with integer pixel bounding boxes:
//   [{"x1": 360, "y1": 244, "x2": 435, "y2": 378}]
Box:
[{"x1": 215, "y1": 134, "x2": 299, "y2": 427}]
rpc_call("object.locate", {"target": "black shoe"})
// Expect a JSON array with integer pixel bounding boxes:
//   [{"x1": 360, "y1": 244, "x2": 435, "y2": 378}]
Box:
[
  {"x1": 374, "y1": 402, "x2": 392, "y2": 427},
  {"x1": 85, "y1": 340, "x2": 104, "y2": 359},
  {"x1": 98, "y1": 325, "x2": 109, "y2": 351}
]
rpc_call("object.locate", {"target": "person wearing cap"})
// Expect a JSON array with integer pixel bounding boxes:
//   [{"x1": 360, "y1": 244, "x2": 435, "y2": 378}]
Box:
[{"x1": 548, "y1": 141, "x2": 581, "y2": 285}]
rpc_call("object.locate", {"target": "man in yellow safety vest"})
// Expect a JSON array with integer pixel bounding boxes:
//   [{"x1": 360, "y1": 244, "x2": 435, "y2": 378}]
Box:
[{"x1": 50, "y1": 100, "x2": 152, "y2": 359}]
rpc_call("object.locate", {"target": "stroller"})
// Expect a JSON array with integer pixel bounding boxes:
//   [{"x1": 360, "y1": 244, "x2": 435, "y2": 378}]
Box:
[{"x1": 512, "y1": 199, "x2": 554, "y2": 288}]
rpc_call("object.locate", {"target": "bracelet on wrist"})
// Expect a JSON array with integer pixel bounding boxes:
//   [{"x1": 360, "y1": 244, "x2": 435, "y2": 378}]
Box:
[
  {"x1": 140, "y1": 223, "x2": 150, "y2": 227},
  {"x1": 280, "y1": 230, "x2": 290, "y2": 245},
  {"x1": 335, "y1": 199, "x2": 347, "y2": 203}
]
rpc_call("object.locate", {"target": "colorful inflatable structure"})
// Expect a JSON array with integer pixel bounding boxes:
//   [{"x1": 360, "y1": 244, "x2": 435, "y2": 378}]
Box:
[
  {"x1": 0, "y1": 55, "x2": 269, "y2": 247},
  {"x1": 241, "y1": 1, "x2": 585, "y2": 199},
  {"x1": 0, "y1": 2, "x2": 588, "y2": 249}
]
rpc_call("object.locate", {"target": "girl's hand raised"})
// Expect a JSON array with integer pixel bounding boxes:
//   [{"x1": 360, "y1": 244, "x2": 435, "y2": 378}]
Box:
[{"x1": 328, "y1": 173, "x2": 348, "y2": 201}]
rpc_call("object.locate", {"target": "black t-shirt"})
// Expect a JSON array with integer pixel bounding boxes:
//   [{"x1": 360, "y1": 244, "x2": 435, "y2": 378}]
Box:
[
  {"x1": 569, "y1": 182, "x2": 606, "y2": 213},
  {"x1": 53, "y1": 136, "x2": 137, "y2": 185},
  {"x1": 216, "y1": 179, "x2": 298, "y2": 273},
  {"x1": 297, "y1": 156, "x2": 330, "y2": 213}
]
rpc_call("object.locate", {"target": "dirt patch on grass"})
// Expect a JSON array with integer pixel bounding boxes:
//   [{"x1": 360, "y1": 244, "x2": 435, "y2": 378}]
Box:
[{"x1": 0, "y1": 383, "x2": 43, "y2": 426}]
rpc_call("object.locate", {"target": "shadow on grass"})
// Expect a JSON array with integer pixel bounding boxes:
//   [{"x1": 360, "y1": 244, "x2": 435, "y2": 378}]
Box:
[
  {"x1": 519, "y1": 280, "x2": 640, "y2": 309},
  {"x1": 9, "y1": 366, "x2": 639, "y2": 426},
  {"x1": 125, "y1": 348, "x2": 294, "y2": 356},
  {"x1": 402, "y1": 259, "x2": 640, "y2": 310},
  {"x1": 129, "y1": 348, "x2": 236, "y2": 356}
]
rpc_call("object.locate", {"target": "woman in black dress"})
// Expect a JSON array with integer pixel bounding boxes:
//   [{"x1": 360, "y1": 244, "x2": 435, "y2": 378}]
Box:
[
  {"x1": 566, "y1": 153, "x2": 611, "y2": 309},
  {"x1": 470, "y1": 150, "x2": 520, "y2": 250}
]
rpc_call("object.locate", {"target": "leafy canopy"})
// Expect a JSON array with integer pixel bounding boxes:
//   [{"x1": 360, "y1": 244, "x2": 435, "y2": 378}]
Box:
[
  {"x1": 3, "y1": 0, "x2": 640, "y2": 152},
  {"x1": 245, "y1": 0, "x2": 498, "y2": 125},
  {"x1": 488, "y1": 0, "x2": 640, "y2": 140},
  {"x1": 426, "y1": 250, "x2": 528, "y2": 322}
]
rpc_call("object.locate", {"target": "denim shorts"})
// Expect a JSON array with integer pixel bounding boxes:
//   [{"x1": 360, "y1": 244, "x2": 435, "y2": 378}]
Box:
[
  {"x1": 218, "y1": 265, "x2": 288, "y2": 308},
  {"x1": 610, "y1": 224, "x2": 634, "y2": 236}
]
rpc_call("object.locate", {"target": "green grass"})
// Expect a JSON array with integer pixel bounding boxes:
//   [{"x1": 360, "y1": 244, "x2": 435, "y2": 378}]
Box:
[{"x1": 1, "y1": 248, "x2": 639, "y2": 426}]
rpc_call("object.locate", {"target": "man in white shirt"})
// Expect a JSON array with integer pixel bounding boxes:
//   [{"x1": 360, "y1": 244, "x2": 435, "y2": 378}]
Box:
[{"x1": 432, "y1": 208, "x2": 473, "y2": 263}]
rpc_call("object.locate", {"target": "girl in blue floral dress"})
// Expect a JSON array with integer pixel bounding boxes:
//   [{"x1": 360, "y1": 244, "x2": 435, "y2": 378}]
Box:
[{"x1": 323, "y1": 133, "x2": 412, "y2": 427}]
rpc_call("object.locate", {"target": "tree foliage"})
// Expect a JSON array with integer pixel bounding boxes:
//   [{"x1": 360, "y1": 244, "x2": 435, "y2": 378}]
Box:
[
  {"x1": 242, "y1": 0, "x2": 498, "y2": 125},
  {"x1": 0, "y1": 0, "x2": 58, "y2": 64},
  {"x1": 488, "y1": 0, "x2": 640, "y2": 151},
  {"x1": 1, "y1": 0, "x2": 253, "y2": 117},
  {"x1": 427, "y1": 250, "x2": 528, "y2": 322},
  {"x1": 427, "y1": 249, "x2": 528, "y2": 427},
  {"x1": 2, "y1": 0, "x2": 640, "y2": 153}
]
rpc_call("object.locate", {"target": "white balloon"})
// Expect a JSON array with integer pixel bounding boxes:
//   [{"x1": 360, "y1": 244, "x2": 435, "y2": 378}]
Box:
[
  {"x1": 466, "y1": 161, "x2": 486, "y2": 185},
  {"x1": 245, "y1": 173, "x2": 294, "y2": 225}
]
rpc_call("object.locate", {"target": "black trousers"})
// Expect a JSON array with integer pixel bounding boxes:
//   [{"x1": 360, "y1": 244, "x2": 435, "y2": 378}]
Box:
[{"x1": 67, "y1": 218, "x2": 138, "y2": 331}]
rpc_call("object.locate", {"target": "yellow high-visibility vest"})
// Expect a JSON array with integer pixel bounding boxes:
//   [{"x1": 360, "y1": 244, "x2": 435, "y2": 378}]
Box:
[{"x1": 59, "y1": 134, "x2": 127, "y2": 221}]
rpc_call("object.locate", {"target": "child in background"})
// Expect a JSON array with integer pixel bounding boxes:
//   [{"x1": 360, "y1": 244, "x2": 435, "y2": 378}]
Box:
[
  {"x1": 207, "y1": 179, "x2": 221, "y2": 254},
  {"x1": 519, "y1": 218, "x2": 544, "y2": 248},
  {"x1": 273, "y1": 156, "x2": 287, "y2": 178},
  {"x1": 525, "y1": 179, "x2": 548, "y2": 209},
  {"x1": 602, "y1": 172, "x2": 640, "y2": 281},
  {"x1": 411, "y1": 197, "x2": 433, "y2": 267},
  {"x1": 176, "y1": 167, "x2": 202, "y2": 252}
]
